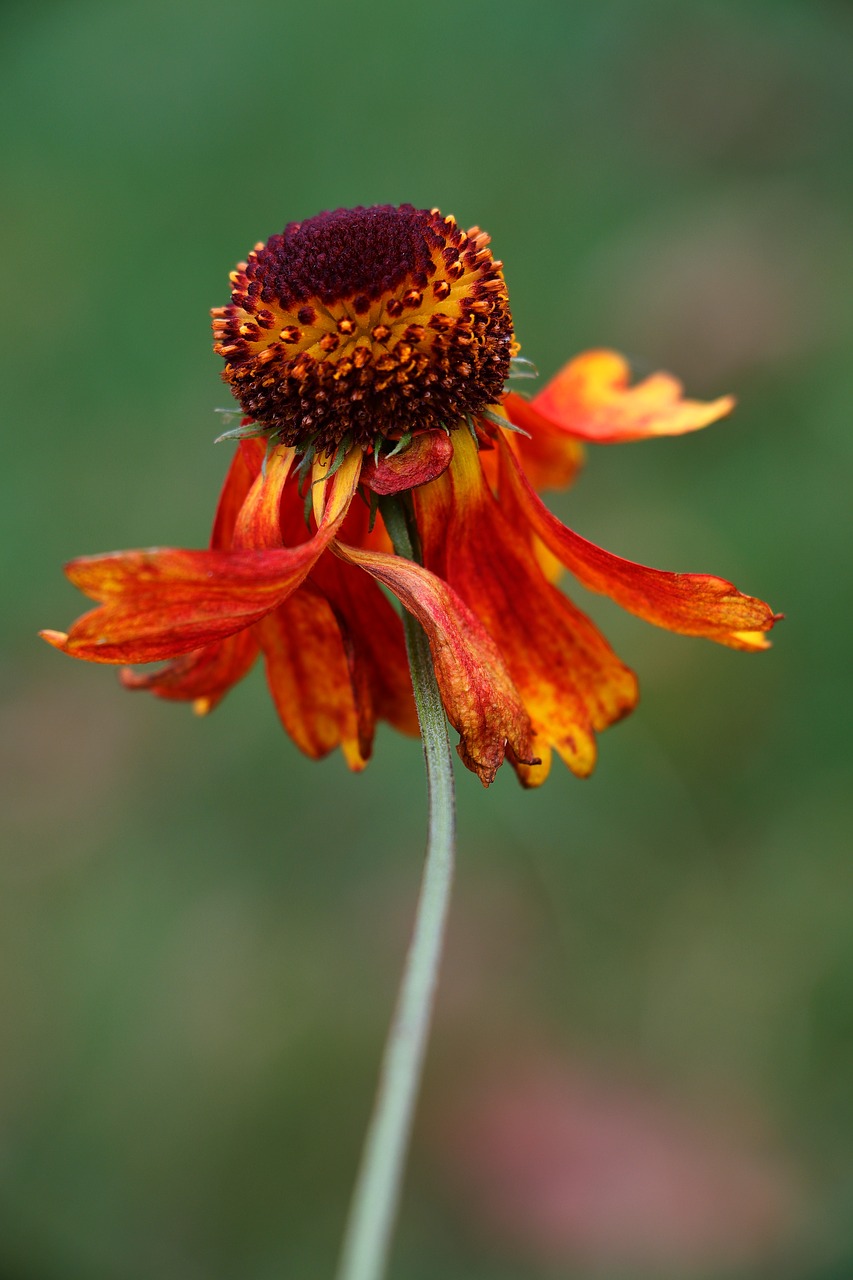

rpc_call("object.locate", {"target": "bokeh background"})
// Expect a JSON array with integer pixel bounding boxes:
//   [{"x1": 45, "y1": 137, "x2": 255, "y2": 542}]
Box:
[{"x1": 2, "y1": 2, "x2": 851, "y2": 1276}]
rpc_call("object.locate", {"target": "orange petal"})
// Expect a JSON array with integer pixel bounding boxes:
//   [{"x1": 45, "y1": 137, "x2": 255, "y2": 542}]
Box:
[
  {"x1": 120, "y1": 628, "x2": 260, "y2": 711},
  {"x1": 497, "y1": 435, "x2": 781, "y2": 650},
  {"x1": 362, "y1": 430, "x2": 454, "y2": 495},
  {"x1": 310, "y1": 446, "x2": 365, "y2": 529},
  {"x1": 332, "y1": 539, "x2": 536, "y2": 787},
  {"x1": 256, "y1": 583, "x2": 367, "y2": 770},
  {"x1": 310, "y1": 550, "x2": 418, "y2": 739},
  {"x1": 530, "y1": 349, "x2": 735, "y2": 444},
  {"x1": 48, "y1": 547, "x2": 327, "y2": 663},
  {"x1": 47, "y1": 448, "x2": 364, "y2": 665},
  {"x1": 417, "y1": 428, "x2": 638, "y2": 784},
  {"x1": 233, "y1": 443, "x2": 297, "y2": 549}
]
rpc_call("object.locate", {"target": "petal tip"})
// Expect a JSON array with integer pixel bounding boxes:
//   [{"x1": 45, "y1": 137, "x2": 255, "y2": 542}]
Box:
[{"x1": 39, "y1": 629, "x2": 69, "y2": 651}]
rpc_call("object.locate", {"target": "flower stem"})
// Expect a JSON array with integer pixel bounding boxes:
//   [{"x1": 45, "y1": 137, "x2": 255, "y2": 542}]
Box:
[{"x1": 335, "y1": 495, "x2": 456, "y2": 1280}]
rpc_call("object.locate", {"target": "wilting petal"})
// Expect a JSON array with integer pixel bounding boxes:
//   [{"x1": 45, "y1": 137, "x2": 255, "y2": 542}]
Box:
[
  {"x1": 362, "y1": 429, "x2": 454, "y2": 495},
  {"x1": 417, "y1": 429, "x2": 638, "y2": 784},
  {"x1": 310, "y1": 550, "x2": 418, "y2": 739},
  {"x1": 43, "y1": 448, "x2": 363, "y2": 665},
  {"x1": 529, "y1": 349, "x2": 735, "y2": 444},
  {"x1": 42, "y1": 548, "x2": 329, "y2": 663},
  {"x1": 120, "y1": 628, "x2": 260, "y2": 712},
  {"x1": 332, "y1": 539, "x2": 536, "y2": 786},
  {"x1": 256, "y1": 583, "x2": 367, "y2": 769},
  {"x1": 498, "y1": 435, "x2": 781, "y2": 650}
]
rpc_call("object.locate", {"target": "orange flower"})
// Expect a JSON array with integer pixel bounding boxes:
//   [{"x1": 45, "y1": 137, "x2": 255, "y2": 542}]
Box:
[{"x1": 42, "y1": 205, "x2": 780, "y2": 786}]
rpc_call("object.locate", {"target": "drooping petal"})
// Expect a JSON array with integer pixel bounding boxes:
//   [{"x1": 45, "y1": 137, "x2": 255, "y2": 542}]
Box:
[
  {"x1": 528, "y1": 349, "x2": 735, "y2": 445},
  {"x1": 42, "y1": 548, "x2": 331, "y2": 663},
  {"x1": 310, "y1": 549, "x2": 418, "y2": 739},
  {"x1": 362, "y1": 429, "x2": 454, "y2": 495},
  {"x1": 416, "y1": 429, "x2": 638, "y2": 784},
  {"x1": 255, "y1": 582, "x2": 367, "y2": 770},
  {"x1": 331, "y1": 539, "x2": 537, "y2": 787},
  {"x1": 497, "y1": 434, "x2": 781, "y2": 650},
  {"x1": 43, "y1": 446, "x2": 363, "y2": 665},
  {"x1": 120, "y1": 628, "x2": 260, "y2": 712}
]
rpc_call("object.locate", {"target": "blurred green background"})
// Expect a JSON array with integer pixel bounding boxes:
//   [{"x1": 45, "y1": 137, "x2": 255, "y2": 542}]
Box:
[{"x1": 2, "y1": 1, "x2": 851, "y2": 1276}]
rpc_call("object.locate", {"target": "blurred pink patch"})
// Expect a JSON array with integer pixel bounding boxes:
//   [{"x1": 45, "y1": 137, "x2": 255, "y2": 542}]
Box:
[{"x1": 438, "y1": 1055, "x2": 802, "y2": 1274}]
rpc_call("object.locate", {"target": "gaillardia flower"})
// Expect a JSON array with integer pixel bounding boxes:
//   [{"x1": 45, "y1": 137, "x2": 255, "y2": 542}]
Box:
[{"x1": 42, "y1": 205, "x2": 780, "y2": 786}]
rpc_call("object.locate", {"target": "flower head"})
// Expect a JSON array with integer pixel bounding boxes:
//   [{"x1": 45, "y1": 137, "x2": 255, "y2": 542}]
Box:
[
  {"x1": 212, "y1": 204, "x2": 513, "y2": 454},
  {"x1": 42, "y1": 205, "x2": 780, "y2": 786}
]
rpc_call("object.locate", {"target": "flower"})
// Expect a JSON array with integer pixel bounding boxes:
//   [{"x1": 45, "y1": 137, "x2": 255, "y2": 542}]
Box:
[{"x1": 41, "y1": 205, "x2": 780, "y2": 786}]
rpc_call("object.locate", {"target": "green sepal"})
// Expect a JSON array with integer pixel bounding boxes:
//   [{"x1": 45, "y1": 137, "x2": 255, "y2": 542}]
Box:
[
  {"x1": 386, "y1": 431, "x2": 413, "y2": 459},
  {"x1": 478, "y1": 406, "x2": 531, "y2": 438},
  {"x1": 214, "y1": 422, "x2": 271, "y2": 444},
  {"x1": 508, "y1": 357, "x2": 539, "y2": 380},
  {"x1": 312, "y1": 436, "x2": 352, "y2": 486}
]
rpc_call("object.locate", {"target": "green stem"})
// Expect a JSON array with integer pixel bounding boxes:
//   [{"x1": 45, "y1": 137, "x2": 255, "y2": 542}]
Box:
[{"x1": 335, "y1": 496, "x2": 456, "y2": 1280}]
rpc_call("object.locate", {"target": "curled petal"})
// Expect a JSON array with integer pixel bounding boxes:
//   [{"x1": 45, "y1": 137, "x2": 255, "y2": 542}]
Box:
[
  {"x1": 362, "y1": 429, "x2": 454, "y2": 495},
  {"x1": 529, "y1": 349, "x2": 735, "y2": 444},
  {"x1": 331, "y1": 540, "x2": 537, "y2": 786},
  {"x1": 120, "y1": 629, "x2": 260, "y2": 712},
  {"x1": 498, "y1": 435, "x2": 781, "y2": 650},
  {"x1": 256, "y1": 584, "x2": 367, "y2": 770},
  {"x1": 417, "y1": 429, "x2": 638, "y2": 784},
  {"x1": 45, "y1": 547, "x2": 331, "y2": 663},
  {"x1": 233, "y1": 443, "x2": 297, "y2": 549}
]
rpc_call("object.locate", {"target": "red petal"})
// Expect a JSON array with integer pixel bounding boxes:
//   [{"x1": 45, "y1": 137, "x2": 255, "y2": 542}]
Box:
[
  {"x1": 51, "y1": 548, "x2": 324, "y2": 662},
  {"x1": 310, "y1": 551, "x2": 418, "y2": 739},
  {"x1": 233, "y1": 443, "x2": 297, "y2": 549},
  {"x1": 49, "y1": 448, "x2": 363, "y2": 665},
  {"x1": 530, "y1": 349, "x2": 735, "y2": 444},
  {"x1": 416, "y1": 429, "x2": 638, "y2": 784},
  {"x1": 362, "y1": 430, "x2": 454, "y2": 495},
  {"x1": 331, "y1": 539, "x2": 536, "y2": 786},
  {"x1": 256, "y1": 583, "x2": 367, "y2": 770},
  {"x1": 498, "y1": 435, "x2": 781, "y2": 650},
  {"x1": 120, "y1": 628, "x2": 260, "y2": 712}
]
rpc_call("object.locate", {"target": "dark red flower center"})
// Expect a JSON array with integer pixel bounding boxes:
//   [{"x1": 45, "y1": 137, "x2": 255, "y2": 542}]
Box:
[{"x1": 212, "y1": 204, "x2": 515, "y2": 454}]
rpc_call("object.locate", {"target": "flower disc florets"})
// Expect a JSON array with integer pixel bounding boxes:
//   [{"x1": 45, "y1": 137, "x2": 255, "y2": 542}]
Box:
[{"x1": 212, "y1": 204, "x2": 514, "y2": 455}]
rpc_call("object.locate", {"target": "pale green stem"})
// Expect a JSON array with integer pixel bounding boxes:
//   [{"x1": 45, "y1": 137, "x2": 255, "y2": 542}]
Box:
[{"x1": 334, "y1": 495, "x2": 456, "y2": 1280}]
